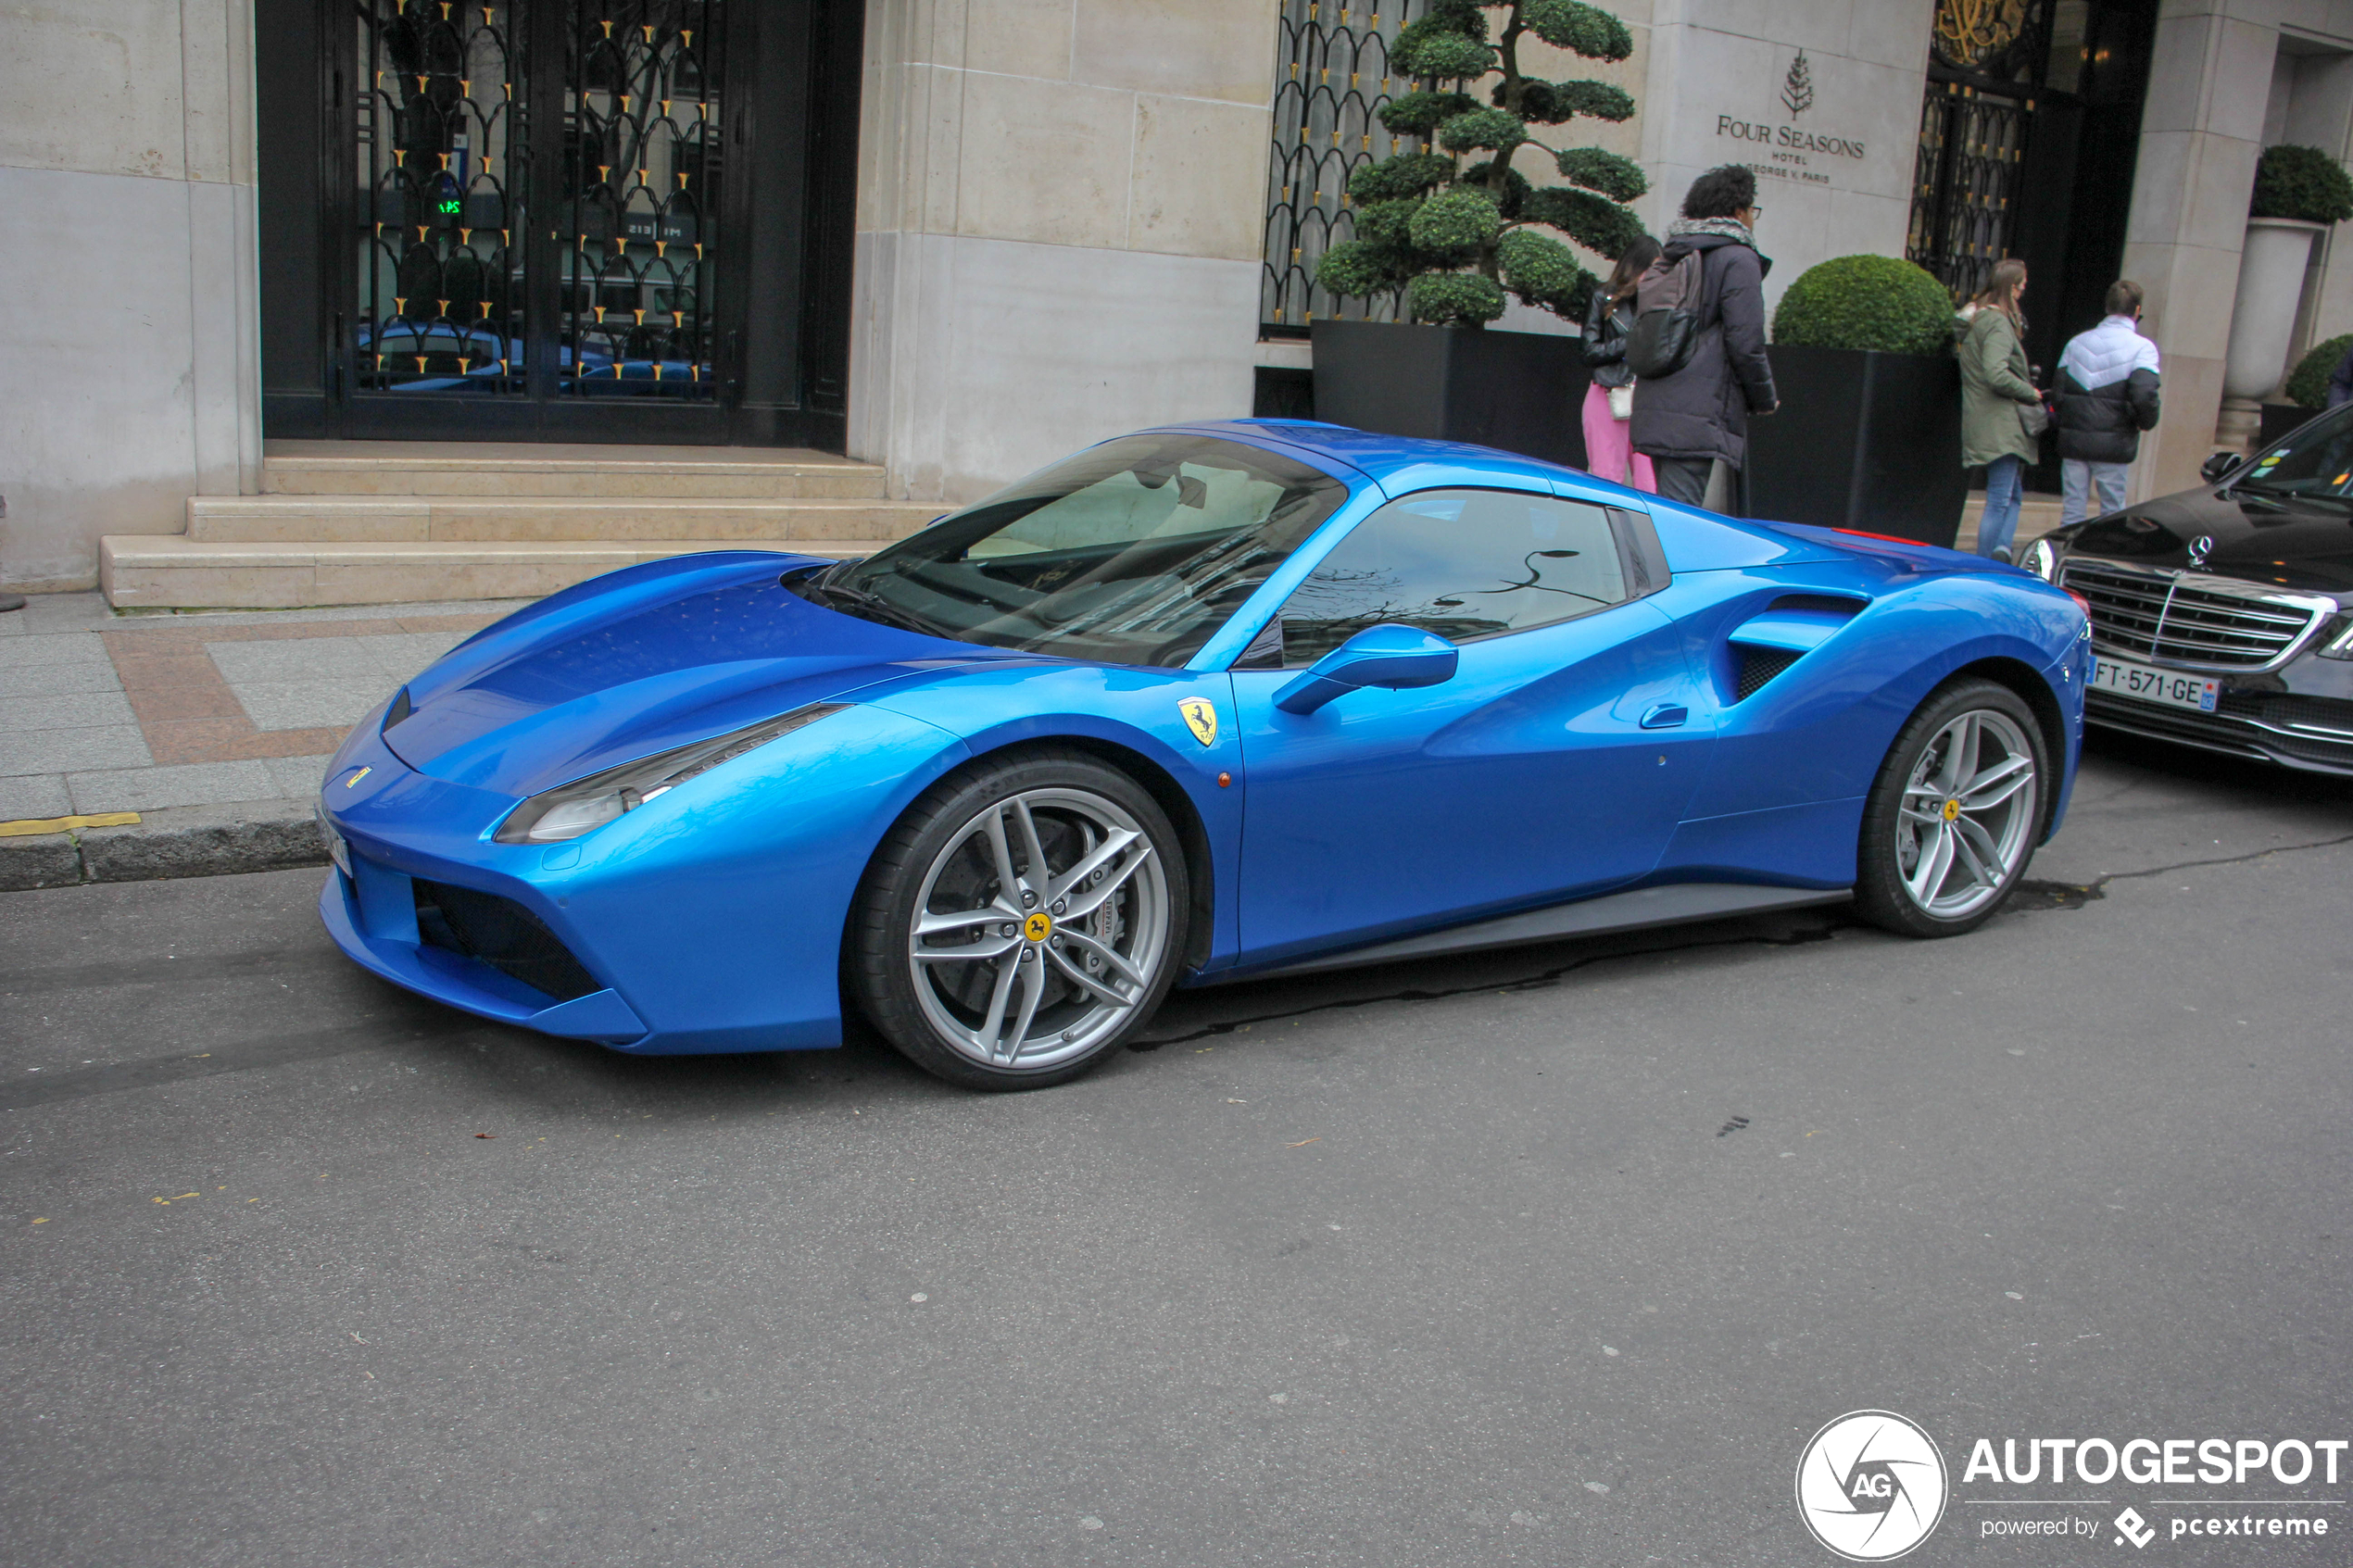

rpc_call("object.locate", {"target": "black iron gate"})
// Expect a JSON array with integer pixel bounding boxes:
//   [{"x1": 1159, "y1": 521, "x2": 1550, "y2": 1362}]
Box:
[
  {"x1": 1906, "y1": 0, "x2": 2051, "y2": 302},
  {"x1": 350, "y1": 0, "x2": 728, "y2": 408},
  {"x1": 258, "y1": 0, "x2": 860, "y2": 446}
]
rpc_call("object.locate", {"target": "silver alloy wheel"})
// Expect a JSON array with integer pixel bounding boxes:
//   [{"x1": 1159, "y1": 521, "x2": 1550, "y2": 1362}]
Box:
[
  {"x1": 907, "y1": 785, "x2": 1170, "y2": 1071},
  {"x1": 1894, "y1": 709, "x2": 2041, "y2": 920}
]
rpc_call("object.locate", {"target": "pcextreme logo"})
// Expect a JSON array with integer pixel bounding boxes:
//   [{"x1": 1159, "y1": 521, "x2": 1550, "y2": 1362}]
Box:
[{"x1": 1796, "y1": 1411, "x2": 1951, "y2": 1561}]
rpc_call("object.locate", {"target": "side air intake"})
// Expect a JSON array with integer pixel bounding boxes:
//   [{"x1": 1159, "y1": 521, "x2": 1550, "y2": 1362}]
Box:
[
  {"x1": 1724, "y1": 597, "x2": 1866, "y2": 703},
  {"x1": 1733, "y1": 646, "x2": 1804, "y2": 700}
]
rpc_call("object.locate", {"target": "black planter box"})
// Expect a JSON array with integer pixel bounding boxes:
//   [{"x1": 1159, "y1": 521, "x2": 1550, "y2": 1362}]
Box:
[
  {"x1": 2259, "y1": 401, "x2": 2321, "y2": 451},
  {"x1": 1310, "y1": 319, "x2": 1590, "y2": 469},
  {"x1": 1745, "y1": 344, "x2": 1968, "y2": 548}
]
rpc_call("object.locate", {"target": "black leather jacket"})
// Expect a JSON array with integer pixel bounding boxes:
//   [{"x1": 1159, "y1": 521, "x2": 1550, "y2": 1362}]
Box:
[{"x1": 1582, "y1": 288, "x2": 1637, "y2": 389}]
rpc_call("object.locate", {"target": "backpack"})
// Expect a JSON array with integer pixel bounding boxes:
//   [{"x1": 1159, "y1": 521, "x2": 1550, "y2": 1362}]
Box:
[{"x1": 1623, "y1": 247, "x2": 1705, "y2": 380}]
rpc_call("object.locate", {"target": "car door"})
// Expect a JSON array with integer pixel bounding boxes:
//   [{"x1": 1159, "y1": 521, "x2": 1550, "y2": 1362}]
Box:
[{"x1": 1229, "y1": 486, "x2": 1716, "y2": 968}]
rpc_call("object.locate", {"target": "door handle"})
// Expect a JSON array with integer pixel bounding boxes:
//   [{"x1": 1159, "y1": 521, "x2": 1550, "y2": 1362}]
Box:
[{"x1": 1639, "y1": 702, "x2": 1688, "y2": 729}]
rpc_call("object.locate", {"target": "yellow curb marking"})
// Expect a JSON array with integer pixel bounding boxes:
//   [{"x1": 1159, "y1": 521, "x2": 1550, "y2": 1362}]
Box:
[{"x1": 0, "y1": 812, "x2": 141, "y2": 837}]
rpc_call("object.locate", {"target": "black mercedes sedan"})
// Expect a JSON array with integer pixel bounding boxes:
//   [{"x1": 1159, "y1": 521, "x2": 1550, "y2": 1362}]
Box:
[{"x1": 2020, "y1": 405, "x2": 2353, "y2": 774}]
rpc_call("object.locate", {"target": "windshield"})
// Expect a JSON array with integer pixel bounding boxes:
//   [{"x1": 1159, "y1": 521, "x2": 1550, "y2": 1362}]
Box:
[
  {"x1": 2232, "y1": 404, "x2": 2353, "y2": 501},
  {"x1": 818, "y1": 434, "x2": 1350, "y2": 666}
]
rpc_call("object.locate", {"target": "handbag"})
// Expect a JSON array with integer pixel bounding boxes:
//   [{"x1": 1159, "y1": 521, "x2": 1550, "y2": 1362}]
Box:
[
  {"x1": 1607, "y1": 383, "x2": 1634, "y2": 420},
  {"x1": 2018, "y1": 396, "x2": 2050, "y2": 438}
]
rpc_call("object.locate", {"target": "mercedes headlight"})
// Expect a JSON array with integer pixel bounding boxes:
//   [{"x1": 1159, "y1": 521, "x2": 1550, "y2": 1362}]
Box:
[
  {"x1": 495, "y1": 703, "x2": 849, "y2": 844},
  {"x1": 2020, "y1": 537, "x2": 2061, "y2": 582},
  {"x1": 2318, "y1": 615, "x2": 2353, "y2": 661}
]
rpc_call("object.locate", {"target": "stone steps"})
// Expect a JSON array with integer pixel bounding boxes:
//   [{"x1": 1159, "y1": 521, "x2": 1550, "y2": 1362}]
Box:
[
  {"x1": 258, "y1": 440, "x2": 887, "y2": 499},
  {"x1": 187, "y1": 495, "x2": 942, "y2": 544},
  {"x1": 100, "y1": 536, "x2": 885, "y2": 611},
  {"x1": 111, "y1": 440, "x2": 922, "y2": 609}
]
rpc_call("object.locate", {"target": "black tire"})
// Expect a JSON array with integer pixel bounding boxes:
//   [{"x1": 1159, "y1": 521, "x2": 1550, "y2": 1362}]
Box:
[
  {"x1": 1852, "y1": 678, "x2": 2048, "y2": 939},
  {"x1": 849, "y1": 748, "x2": 1190, "y2": 1091}
]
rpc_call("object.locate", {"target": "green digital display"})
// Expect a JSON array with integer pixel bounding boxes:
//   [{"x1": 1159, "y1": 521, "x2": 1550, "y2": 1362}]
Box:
[{"x1": 437, "y1": 197, "x2": 461, "y2": 216}]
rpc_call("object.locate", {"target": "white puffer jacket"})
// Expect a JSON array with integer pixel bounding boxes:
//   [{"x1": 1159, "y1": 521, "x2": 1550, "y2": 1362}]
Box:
[
  {"x1": 2056, "y1": 315, "x2": 2161, "y2": 463},
  {"x1": 2058, "y1": 315, "x2": 2160, "y2": 389}
]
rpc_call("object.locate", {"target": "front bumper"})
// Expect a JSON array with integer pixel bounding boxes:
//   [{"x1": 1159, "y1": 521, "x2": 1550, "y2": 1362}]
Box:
[
  {"x1": 315, "y1": 698, "x2": 973, "y2": 1054},
  {"x1": 2085, "y1": 684, "x2": 2353, "y2": 775},
  {"x1": 321, "y1": 864, "x2": 652, "y2": 1043}
]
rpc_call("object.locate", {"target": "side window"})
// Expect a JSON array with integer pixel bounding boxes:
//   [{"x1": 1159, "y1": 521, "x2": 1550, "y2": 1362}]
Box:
[{"x1": 1264, "y1": 489, "x2": 1630, "y2": 668}]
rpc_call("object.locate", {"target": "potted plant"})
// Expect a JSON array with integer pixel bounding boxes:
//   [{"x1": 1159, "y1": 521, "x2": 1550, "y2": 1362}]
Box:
[
  {"x1": 1743, "y1": 255, "x2": 1968, "y2": 546},
  {"x1": 2224, "y1": 146, "x2": 2353, "y2": 408},
  {"x1": 1307, "y1": 0, "x2": 1644, "y2": 467},
  {"x1": 2264, "y1": 331, "x2": 2353, "y2": 446}
]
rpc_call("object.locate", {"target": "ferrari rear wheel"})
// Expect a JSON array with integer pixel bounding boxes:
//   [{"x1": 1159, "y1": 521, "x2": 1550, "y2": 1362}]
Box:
[
  {"x1": 849, "y1": 750, "x2": 1189, "y2": 1090},
  {"x1": 1853, "y1": 679, "x2": 2046, "y2": 938}
]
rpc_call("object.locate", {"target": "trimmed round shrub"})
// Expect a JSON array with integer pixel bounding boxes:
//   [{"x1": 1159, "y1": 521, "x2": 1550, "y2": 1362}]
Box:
[
  {"x1": 2285, "y1": 332, "x2": 2353, "y2": 408},
  {"x1": 1407, "y1": 188, "x2": 1504, "y2": 257},
  {"x1": 1408, "y1": 271, "x2": 1507, "y2": 326},
  {"x1": 2250, "y1": 144, "x2": 2353, "y2": 225},
  {"x1": 1771, "y1": 255, "x2": 1955, "y2": 357}
]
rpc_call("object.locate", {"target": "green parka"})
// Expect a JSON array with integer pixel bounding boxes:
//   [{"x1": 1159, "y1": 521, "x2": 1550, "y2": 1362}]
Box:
[{"x1": 1957, "y1": 306, "x2": 2042, "y2": 469}]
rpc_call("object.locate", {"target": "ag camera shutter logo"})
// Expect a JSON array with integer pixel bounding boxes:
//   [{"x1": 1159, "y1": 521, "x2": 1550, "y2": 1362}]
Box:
[{"x1": 1796, "y1": 1411, "x2": 1949, "y2": 1561}]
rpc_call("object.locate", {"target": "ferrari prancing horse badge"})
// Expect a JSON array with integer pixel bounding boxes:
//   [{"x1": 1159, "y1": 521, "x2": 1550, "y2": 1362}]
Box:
[{"x1": 1178, "y1": 698, "x2": 1218, "y2": 747}]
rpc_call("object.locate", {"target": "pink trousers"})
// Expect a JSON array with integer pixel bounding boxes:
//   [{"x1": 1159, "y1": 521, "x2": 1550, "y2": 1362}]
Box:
[{"x1": 1580, "y1": 383, "x2": 1656, "y2": 493}]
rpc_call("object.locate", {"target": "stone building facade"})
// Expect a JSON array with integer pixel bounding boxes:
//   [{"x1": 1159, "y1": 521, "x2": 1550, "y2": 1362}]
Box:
[{"x1": 6, "y1": 0, "x2": 2353, "y2": 596}]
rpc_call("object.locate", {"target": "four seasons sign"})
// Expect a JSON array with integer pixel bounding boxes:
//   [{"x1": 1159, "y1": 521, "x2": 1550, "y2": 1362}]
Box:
[{"x1": 1714, "y1": 47, "x2": 1869, "y2": 186}]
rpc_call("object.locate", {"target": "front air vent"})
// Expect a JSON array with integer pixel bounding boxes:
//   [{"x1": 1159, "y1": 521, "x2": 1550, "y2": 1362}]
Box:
[
  {"x1": 1734, "y1": 646, "x2": 1804, "y2": 701},
  {"x1": 413, "y1": 879, "x2": 602, "y2": 1002}
]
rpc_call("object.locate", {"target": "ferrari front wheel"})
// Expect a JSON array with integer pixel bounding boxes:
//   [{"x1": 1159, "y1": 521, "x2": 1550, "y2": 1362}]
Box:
[
  {"x1": 849, "y1": 750, "x2": 1189, "y2": 1090},
  {"x1": 1853, "y1": 679, "x2": 2046, "y2": 938}
]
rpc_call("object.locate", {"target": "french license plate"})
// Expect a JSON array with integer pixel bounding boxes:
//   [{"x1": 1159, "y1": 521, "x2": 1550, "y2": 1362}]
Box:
[
  {"x1": 315, "y1": 799, "x2": 352, "y2": 876},
  {"x1": 2089, "y1": 655, "x2": 2220, "y2": 712}
]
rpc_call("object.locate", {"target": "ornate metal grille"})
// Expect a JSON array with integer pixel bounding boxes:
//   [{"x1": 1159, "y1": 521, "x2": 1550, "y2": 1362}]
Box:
[
  {"x1": 349, "y1": 0, "x2": 722, "y2": 401},
  {"x1": 557, "y1": 0, "x2": 724, "y2": 398},
  {"x1": 1906, "y1": 0, "x2": 2050, "y2": 299},
  {"x1": 353, "y1": 1, "x2": 529, "y2": 395},
  {"x1": 1906, "y1": 82, "x2": 2032, "y2": 298},
  {"x1": 1261, "y1": 0, "x2": 1428, "y2": 336}
]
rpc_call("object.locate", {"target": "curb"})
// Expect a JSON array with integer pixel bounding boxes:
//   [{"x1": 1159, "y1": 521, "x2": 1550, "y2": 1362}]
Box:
[{"x1": 0, "y1": 799, "x2": 327, "y2": 891}]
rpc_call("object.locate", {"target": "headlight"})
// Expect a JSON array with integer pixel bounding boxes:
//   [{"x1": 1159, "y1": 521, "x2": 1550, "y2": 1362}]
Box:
[
  {"x1": 495, "y1": 703, "x2": 849, "y2": 844},
  {"x1": 2020, "y1": 538, "x2": 2060, "y2": 582},
  {"x1": 2319, "y1": 616, "x2": 2353, "y2": 660}
]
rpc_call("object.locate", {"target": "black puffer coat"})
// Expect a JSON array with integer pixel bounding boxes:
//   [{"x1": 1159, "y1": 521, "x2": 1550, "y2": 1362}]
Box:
[
  {"x1": 2053, "y1": 368, "x2": 2160, "y2": 464},
  {"x1": 1629, "y1": 232, "x2": 1777, "y2": 466}
]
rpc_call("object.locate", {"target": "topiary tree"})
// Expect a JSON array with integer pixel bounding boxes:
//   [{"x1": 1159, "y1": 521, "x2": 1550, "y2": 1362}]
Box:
[
  {"x1": 2285, "y1": 332, "x2": 2353, "y2": 408},
  {"x1": 2251, "y1": 144, "x2": 2353, "y2": 225},
  {"x1": 1314, "y1": 0, "x2": 1644, "y2": 329},
  {"x1": 1770, "y1": 255, "x2": 1956, "y2": 358}
]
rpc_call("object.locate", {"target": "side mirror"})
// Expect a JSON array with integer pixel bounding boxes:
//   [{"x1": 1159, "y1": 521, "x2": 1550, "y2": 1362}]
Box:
[
  {"x1": 1273, "y1": 623, "x2": 1459, "y2": 715},
  {"x1": 2202, "y1": 451, "x2": 2248, "y2": 484}
]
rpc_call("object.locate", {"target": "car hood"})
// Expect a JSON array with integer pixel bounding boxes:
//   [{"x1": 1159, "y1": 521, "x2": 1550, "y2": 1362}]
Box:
[
  {"x1": 2066, "y1": 485, "x2": 2353, "y2": 595},
  {"x1": 382, "y1": 554, "x2": 1017, "y2": 796}
]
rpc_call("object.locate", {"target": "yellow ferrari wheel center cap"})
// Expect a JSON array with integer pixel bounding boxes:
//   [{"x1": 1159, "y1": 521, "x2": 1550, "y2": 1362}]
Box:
[
  {"x1": 1942, "y1": 798, "x2": 1961, "y2": 822},
  {"x1": 1024, "y1": 911, "x2": 1053, "y2": 942}
]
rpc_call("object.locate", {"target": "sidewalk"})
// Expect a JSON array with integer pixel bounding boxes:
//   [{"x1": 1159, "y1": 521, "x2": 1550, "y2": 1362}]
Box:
[
  {"x1": 1954, "y1": 492, "x2": 2067, "y2": 556},
  {"x1": 0, "y1": 592, "x2": 527, "y2": 889}
]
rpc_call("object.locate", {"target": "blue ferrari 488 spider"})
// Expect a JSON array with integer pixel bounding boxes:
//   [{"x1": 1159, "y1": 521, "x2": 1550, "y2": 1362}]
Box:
[{"x1": 318, "y1": 420, "x2": 2089, "y2": 1088}]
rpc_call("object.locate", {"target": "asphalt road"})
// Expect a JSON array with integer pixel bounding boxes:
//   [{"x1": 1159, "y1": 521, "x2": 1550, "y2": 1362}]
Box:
[{"x1": 5, "y1": 731, "x2": 2351, "y2": 1568}]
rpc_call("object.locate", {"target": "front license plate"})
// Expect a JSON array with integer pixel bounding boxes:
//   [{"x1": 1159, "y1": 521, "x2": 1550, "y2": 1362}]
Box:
[
  {"x1": 2089, "y1": 655, "x2": 2221, "y2": 712},
  {"x1": 315, "y1": 800, "x2": 352, "y2": 877}
]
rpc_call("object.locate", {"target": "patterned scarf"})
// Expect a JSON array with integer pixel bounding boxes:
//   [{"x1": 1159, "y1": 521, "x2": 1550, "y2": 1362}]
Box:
[{"x1": 1667, "y1": 216, "x2": 1756, "y2": 247}]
